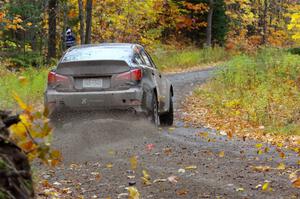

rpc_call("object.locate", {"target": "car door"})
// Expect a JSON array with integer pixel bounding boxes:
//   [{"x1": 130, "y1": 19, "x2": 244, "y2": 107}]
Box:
[
  {"x1": 140, "y1": 49, "x2": 166, "y2": 112},
  {"x1": 146, "y1": 51, "x2": 171, "y2": 112}
]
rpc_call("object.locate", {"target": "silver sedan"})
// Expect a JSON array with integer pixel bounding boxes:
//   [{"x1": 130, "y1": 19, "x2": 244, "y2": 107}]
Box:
[{"x1": 44, "y1": 43, "x2": 174, "y2": 126}]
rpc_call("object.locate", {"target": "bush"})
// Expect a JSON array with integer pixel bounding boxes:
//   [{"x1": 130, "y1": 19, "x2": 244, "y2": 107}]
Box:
[
  {"x1": 288, "y1": 47, "x2": 300, "y2": 55},
  {"x1": 200, "y1": 48, "x2": 300, "y2": 135},
  {"x1": 8, "y1": 52, "x2": 44, "y2": 69}
]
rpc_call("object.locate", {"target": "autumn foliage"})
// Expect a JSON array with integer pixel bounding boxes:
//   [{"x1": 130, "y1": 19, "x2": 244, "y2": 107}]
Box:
[{"x1": 9, "y1": 91, "x2": 61, "y2": 166}]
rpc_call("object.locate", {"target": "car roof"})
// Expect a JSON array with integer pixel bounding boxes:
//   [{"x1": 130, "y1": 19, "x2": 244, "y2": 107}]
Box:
[{"x1": 68, "y1": 43, "x2": 143, "y2": 51}]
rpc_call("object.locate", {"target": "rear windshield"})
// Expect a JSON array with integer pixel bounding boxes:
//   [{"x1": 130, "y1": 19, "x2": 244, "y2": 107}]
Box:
[{"x1": 61, "y1": 47, "x2": 132, "y2": 62}]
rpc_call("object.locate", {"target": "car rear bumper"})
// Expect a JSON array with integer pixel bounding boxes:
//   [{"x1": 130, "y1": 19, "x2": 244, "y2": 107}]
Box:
[{"x1": 45, "y1": 88, "x2": 145, "y2": 113}]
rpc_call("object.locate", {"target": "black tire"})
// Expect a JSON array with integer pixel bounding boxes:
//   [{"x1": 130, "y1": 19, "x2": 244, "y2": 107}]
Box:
[
  {"x1": 159, "y1": 95, "x2": 174, "y2": 126},
  {"x1": 150, "y1": 92, "x2": 160, "y2": 126}
]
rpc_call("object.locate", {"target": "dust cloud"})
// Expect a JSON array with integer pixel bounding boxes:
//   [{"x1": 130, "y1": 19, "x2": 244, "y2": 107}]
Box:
[{"x1": 50, "y1": 111, "x2": 158, "y2": 163}]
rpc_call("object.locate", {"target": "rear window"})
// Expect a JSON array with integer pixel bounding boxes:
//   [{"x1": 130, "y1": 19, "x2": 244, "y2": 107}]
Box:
[{"x1": 61, "y1": 47, "x2": 132, "y2": 62}]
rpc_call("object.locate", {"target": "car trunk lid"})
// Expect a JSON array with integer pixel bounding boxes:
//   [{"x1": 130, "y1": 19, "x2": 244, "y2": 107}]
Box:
[{"x1": 51, "y1": 60, "x2": 139, "y2": 92}]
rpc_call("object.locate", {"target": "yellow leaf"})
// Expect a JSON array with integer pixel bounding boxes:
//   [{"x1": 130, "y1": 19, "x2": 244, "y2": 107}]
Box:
[
  {"x1": 12, "y1": 92, "x2": 32, "y2": 112},
  {"x1": 127, "y1": 187, "x2": 140, "y2": 199},
  {"x1": 185, "y1": 165, "x2": 197, "y2": 170},
  {"x1": 277, "y1": 143, "x2": 283, "y2": 148},
  {"x1": 219, "y1": 151, "x2": 225, "y2": 158},
  {"x1": 264, "y1": 147, "x2": 270, "y2": 153},
  {"x1": 141, "y1": 177, "x2": 152, "y2": 186},
  {"x1": 289, "y1": 170, "x2": 298, "y2": 181},
  {"x1": 277, "y1": 163, "x2": 286, "y2": 170},
  {"x1": 236, "y1": 187, "x2": 244, "y2": 192},
  {"x1": 9, "y1": 123, "x2": 27, "y2": 139},
  {"x1": 257, "y1": 149, "x2": 263, "y2": 155},
  {"x1": 262, "y1": 182, "x2": 269, "y2": 191},
  {"x1": 168, "y1": 127, "x2": 175, "y2": 132},
  {"x1": 142, "y1": 170, "x2": 150, "y2": 180},
  {"x1": 255, "y1": 143, "x2": 263, "y2": 149},
  {"x1": 130, "y1": 156, "x2": 138, "y2": 170},
  {"x1": 106, "y1": 163, "x2": 113, "y2": 169},
  {"x1": 107, "y1": 149, "x2": 115, "y2": 155},
  {"x1": 18, "y1": 76, "x2": 28, "y2": 85},
  {"x1": 197, "y1": 132, "x2": 208, "y2": 137},
  {"x1": 253, "y1": 165, "x2": 271, "y2": 172},
  {"x1": 19, "y1": 114, "x2": 31, "y2": 127},
  {"x1": 51, "y1": 150, "x2": 61, "y2": 159}
]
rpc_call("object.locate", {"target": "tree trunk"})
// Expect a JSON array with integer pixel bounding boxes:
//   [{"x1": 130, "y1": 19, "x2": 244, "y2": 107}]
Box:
[
  {"x1": 206, "y1": 0, "x2": 214, "y2": 47},
  {"x1": 62, "y1": 1, "x2": 68, "y2": 52},
  {"x1": 78, "y1": 0, "x2": 85, "y2": 44},
  {"x1": 47, "y1": 0, "x2": 57, "y2": 62},
  {"x1": 85, "y1": 0, "x2": 93, "y2": 44},
  {"x1": 262, "y1": 0, "x2": 268, "y2": 44}
]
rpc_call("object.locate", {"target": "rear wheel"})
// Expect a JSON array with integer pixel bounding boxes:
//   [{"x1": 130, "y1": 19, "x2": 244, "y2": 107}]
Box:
[
  {"x1": 159, "y1": 95, "x2": 174, "y2": 126},
  {"x1": 151, "y1": 92, "x2": 160, "y2": 126}
]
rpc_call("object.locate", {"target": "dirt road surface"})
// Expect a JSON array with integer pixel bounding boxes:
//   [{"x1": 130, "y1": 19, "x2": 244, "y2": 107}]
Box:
[{"x1": 37, "y1": 69, "x2": 300, "y2": 199}]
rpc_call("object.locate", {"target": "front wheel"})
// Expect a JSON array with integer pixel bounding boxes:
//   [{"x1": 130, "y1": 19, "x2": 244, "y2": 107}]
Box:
[{"x1": 159, "y1": 95, "x2": 174, "y2": 126}]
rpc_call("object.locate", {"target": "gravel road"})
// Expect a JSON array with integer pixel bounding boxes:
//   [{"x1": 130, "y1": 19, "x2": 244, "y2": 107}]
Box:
[{"x1": 37, "y1": 69, "x2": 300, "y2": 199}]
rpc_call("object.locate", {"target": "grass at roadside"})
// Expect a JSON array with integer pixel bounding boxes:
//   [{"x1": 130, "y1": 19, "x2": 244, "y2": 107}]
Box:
[
  {"x1": 0, "y1": 68, "x2": 48, "y2": 110},
  {"x1": 153, "y1": 47, "x2": 230, "y2": 73},
  {"x1": 0, "y1": 47, "x2": 228, "y2": 109},
  {"x1": 183, "y1": 48, "x2": 300, "y2": 140}
]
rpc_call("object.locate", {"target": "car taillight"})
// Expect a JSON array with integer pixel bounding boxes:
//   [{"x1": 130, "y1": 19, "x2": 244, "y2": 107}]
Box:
[
  {"x1": 48, "y1": 71, "x2": 69, "y2": 86},
  {"x1": 115, "y1": 69, "x2": 142, "y2": 81}
]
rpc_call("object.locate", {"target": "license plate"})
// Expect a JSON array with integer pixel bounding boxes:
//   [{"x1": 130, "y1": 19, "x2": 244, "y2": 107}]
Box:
[{"x1": 83, "y1": 78, "x2": 103, "y2": 88}]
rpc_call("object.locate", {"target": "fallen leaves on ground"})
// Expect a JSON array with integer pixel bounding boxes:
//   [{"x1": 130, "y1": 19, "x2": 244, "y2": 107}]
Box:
[
  {"x1": 236, "y1": 187, "x2": 244, "y2": 192},
  {"x1": 185, "y1": 165, "x2": 197, "y2": 170},
  {"x1": 262, "y1": 182, "x2": 272, "y2": 191},
  {"x1": 168, "y1": 127, "x2": 175, "y2": 132},
  {"x1": 168, "y1": 175, "x2": 179, "y2": 184},
  {"x1": 91, "y1": 172, "x2": 101, "y2": 181},
  {"x1": 292, "y1": 178, "x2": 300, "y2": 188},
  {"x1": 130, "y1": 156, "x2": 138, "y2": 170},
  {"x1": 252, "y1": 163, "x2": 287, "y2": 173},
  {"x1": 127, "y1": 187, "x2": 140, "y2": 199},
  {"x1": 146, "y1": 144, "x2": 155, "y2": 151},
  {"x1": 181, "y1": 93, "x2": 300, "y2": 149},
  {"x1": 289, "y1": 170, "x2": 300, "y2": 188},
  {"x1": 219, "y1": 151, "x2": 225, "y2": 158},
  {"x1": 276, "y1": 163, "x2": 286, "y2": 170},
  {"x1": 163, "y1": 147, "x2": 172, "y2": 155},
  {"x1": 253, "y1": 165, "x2": 271, "y2": 172},
  {"x1": 176, "y1": 188, "x2": 188, "y2": 196},
  {"x1": 141, "y1": 170, "x2": 151, "y2": 186},
  {"x1": 106, "y1": 163, "x2": 113, "y2": 169}
]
